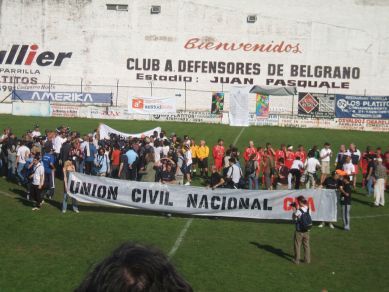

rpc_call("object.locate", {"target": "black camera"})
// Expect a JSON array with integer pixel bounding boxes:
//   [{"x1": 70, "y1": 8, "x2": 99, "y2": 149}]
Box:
[{"x1": 290, "y1": 202, "x2": 297, "y2": 208}]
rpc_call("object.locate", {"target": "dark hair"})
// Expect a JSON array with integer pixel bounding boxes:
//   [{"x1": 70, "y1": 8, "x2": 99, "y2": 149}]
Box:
[
  {"x1": 297, "y1": 195, "x2": 307, "y2": 204},
  {"x1": 76, "y1": 242, "x2": 192, "y2": 292},
  {"x1": 229, "y1": 157, "x2": 236, "y2": 164}
]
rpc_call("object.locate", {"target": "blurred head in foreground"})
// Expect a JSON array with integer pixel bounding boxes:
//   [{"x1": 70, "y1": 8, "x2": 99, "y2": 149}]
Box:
[{"x1": 75, "y1": 242, "x2": 192, "y2": 292}]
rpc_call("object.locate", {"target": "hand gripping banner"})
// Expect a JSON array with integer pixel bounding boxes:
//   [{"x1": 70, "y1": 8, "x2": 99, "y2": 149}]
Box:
[{"x1": 67, "y1": 173, "x2": 337, "y2": 222}]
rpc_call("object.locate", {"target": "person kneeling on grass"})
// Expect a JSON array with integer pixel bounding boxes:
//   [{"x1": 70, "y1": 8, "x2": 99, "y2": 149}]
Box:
[
  {"x1": 62, "y1": 160, "x2": 79, "y2": 213},
  {"x1": 207, "y1": 165, "x2": 225, "y2": 189}
]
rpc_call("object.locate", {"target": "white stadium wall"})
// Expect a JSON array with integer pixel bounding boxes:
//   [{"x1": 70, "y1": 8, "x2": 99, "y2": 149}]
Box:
[{"x1": 0, "y1": 0, "x2": 388, "y2": 128}]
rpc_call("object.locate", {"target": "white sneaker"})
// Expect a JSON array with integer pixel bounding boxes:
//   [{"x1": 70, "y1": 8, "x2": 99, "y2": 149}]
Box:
[
  {"x1": 184, "y1": 182, "x2": 190, "y2": 186},
  {"x1": 318, "y1": 223, "x2": 324, "y2": 228},
  {"x1": 62, "y1": 210, "x2": 66, "y2": 214},
  {"x1": 73, "y1": 209, "x2": 79, "y2": 213},
  {"x1": 32, "y1": 207, "x2": 40, "y2": 211},
  {"x1": 329, "y1": 223, "x2": 335, "y2": 229}
]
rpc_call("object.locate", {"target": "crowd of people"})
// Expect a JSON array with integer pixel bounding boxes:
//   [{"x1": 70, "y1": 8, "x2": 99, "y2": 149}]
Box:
[{"x1": 0, "y1": 124, "x2": 387, "y2": 223}]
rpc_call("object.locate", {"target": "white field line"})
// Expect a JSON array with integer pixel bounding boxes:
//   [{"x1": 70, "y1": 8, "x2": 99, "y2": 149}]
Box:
[
  {"x1": 168, "y1": 127, "x2": 245, "y2": 258},
  {"x1": 233, "y1": 127, "x2": 245, "y2": 145},
  {"x1": 168, "y1": 218, "x2": 193, "y2": 258}
]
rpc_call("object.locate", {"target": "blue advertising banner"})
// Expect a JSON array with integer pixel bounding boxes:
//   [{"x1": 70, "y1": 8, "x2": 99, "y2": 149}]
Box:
[
  {"x1": 335, "y1": 95, "x2": 389, "y2": 119},
  {"x1": 12, "y1": 90, "x2": 112, "y2": 104}
]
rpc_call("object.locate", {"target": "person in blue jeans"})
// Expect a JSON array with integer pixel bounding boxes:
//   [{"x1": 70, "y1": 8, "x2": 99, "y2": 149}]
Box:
[
  {"x1": 62, "y1": 160, "x2": 79, "y2": 213},
  {"x1": 84, "y1": 137, "x2": 97, "y2": 175},
  {"x1": 365, "y1": 155, "x2": 376, "y2": 196},
  {"x1": 42, "y1": 147, "x2": 56, "y2": 199},
  {"x1": 246, "y1": 153, "x2": 259, "y2": 190}
]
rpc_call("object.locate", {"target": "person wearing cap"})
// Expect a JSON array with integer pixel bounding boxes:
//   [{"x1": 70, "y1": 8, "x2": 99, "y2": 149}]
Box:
[
  {"x1": 338, "y1": 172, "x2": 352, "y2": 231},
  {"x1": 292, "y1": 195, "x2": 311, "y2": 264},
  {"x1": 373, "y1": 158, "x2": 387, "y2": 207},
  {"x1": 30, "y1": 155, "x2": 45, "y2": 211}
]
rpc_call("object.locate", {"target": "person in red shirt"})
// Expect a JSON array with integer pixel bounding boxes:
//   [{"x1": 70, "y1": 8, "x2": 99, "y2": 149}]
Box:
[
  {"x1": 385, "y1": 146, "x2": 389, "y2": 175},
  {"x1": 376, "y1": 147, "x2": 384, "y2": 160},
  {"x1": 285, "y1": 145, "x2": 295, "y2": 169},
  {"x1": 256, "y1": 147, "x2": 264, "y2": 176},
  {"x1": 360, "y1": 146, "x2": 373, "y2": 187},
  {"x1": 212, "y1": 139, "x2": 225, "y2": 172},
  {"x1": 110, "y1": 144, "x2": 121, "y2": 178},
  {"x1": 243, "y1": 141, "x2": 258, "y2": 165},
  {"x1": 275, "y1": 144, "x2": 286, "y2": 168},
  {"x1": 295, "y1": 145, "x2": 307, "y2": 163}
]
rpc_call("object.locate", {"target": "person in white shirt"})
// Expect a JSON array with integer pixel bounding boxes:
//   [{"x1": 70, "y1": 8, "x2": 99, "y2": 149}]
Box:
[
  {"x1": 53, "y1": 132, "x2": 66, "y2": 156},
  {"x1": 16, "y1": 141, "x2": 30, "y2": 184},
  {"x1": 153, "y1": 140, "x2": 163, "y2": 163},
  {"x1": 305, "y1": 152, "x2": 321, "y2": 189},
  {"x1": 31, "y1": 125, "x2": 41, "y2": 138},
  {"x1": 342, "y1": 156, "x2": 355, "y2": 182},
  {"x1": 184, "y1": 144, "x2": 193, "y2": 185},
  {"x1": 226, "y1": 158, "x2": 242, "y2": 189},
  {"x1": 319, "y1": 142, "x2": 332, "y2": 185},
  {"x1": 349, "y1": 143, "x2": 361, "y2": 188},
  {"x1": 30, "y1": 155, "x2": 45, "y2": 210},
  {"x1": 288, "y1": 157, "x2": 304, "y2": 190}
]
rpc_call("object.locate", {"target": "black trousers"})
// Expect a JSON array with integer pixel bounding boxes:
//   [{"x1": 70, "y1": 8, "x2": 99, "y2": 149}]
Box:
[
  {"x1": 290, "y1": 169, "x2": 301, "y2": 189},
  {"x1": 31, "y1": 184, "x2": 43, "y2": 207}
]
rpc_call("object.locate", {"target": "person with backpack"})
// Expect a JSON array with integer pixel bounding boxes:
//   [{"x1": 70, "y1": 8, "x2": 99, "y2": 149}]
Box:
[
  {"x1": 246, "y1": 153, "x2": 259, "y2": 190},
  {"x1": 292, "y1": 195, "x2": 312, "y2": 264}
]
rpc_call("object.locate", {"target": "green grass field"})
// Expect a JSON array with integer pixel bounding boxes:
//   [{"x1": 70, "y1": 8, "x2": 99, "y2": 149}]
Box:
[{"x1": 0, "y1": 114, "x2": 388, "y2": 292}]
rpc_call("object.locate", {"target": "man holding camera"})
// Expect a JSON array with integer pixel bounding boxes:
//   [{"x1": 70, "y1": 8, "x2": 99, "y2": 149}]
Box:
[{"x1": 292, "y1": 196, "x2": 312, "y2": 264}]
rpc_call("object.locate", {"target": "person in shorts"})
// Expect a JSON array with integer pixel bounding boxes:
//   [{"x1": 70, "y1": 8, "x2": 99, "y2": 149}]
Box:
[{"x1": 320, "y1": 142, "x2": 332, "y2": 185}]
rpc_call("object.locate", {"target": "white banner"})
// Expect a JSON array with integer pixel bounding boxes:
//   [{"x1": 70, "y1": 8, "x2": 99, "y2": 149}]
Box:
[
  {"x1": 67, "y1": 173, "x2": 337, "y2": 222},
  {"x1": 128, "y1": 96, "x2": 176, "y2": 114},
  {"x1": 229, "y1": 86, "x2": 250, "y2": 127},
  {"x1": 98, "y1": 124, "x2": 161, "y2": 139}
]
